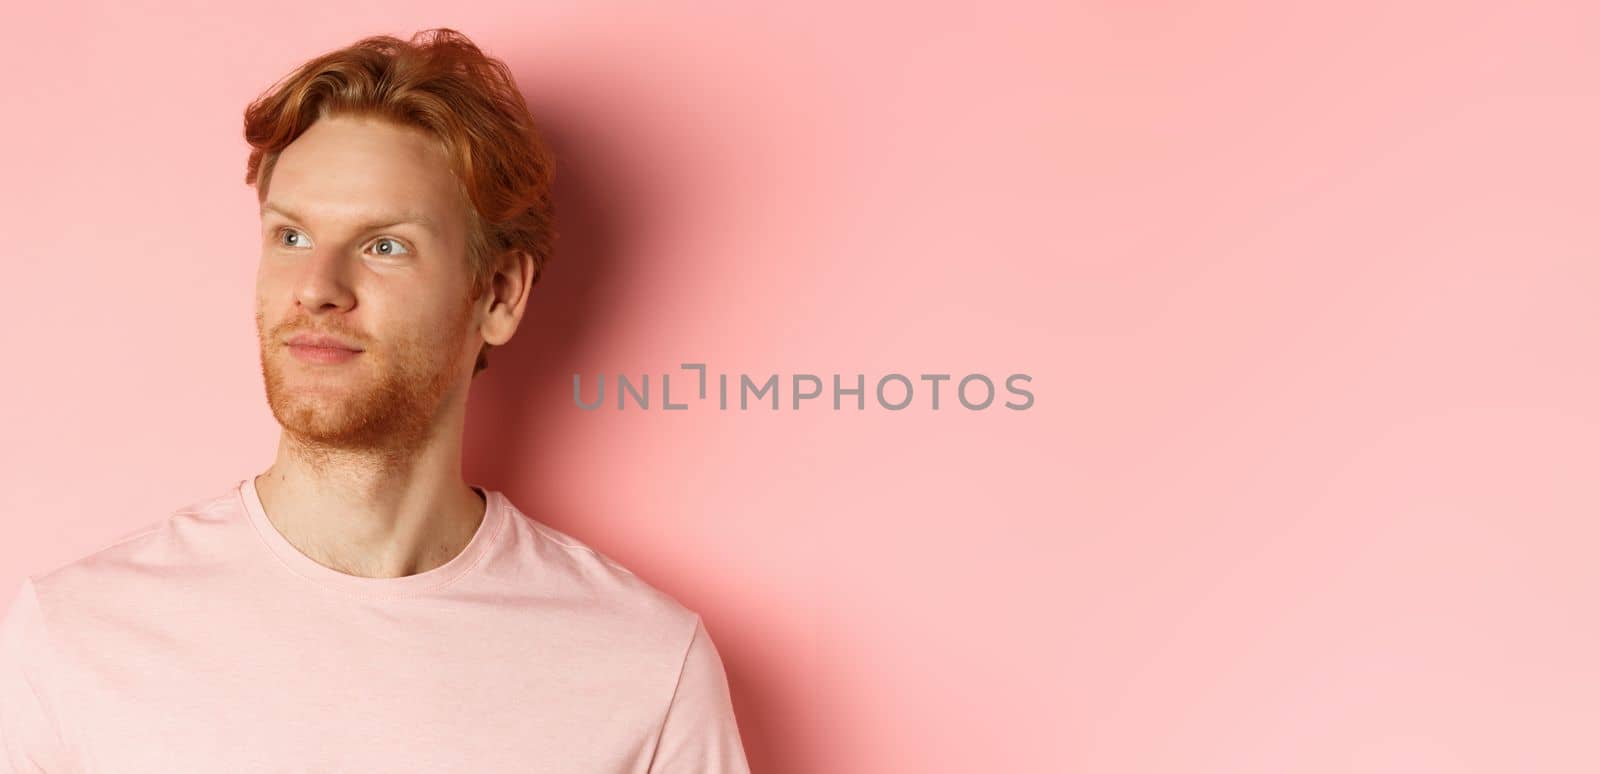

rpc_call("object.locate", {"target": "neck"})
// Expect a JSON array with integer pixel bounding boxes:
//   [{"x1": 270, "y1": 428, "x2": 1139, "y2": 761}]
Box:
[{"x1": 252, "y1": 433, "x2": 486, "y2": 579}]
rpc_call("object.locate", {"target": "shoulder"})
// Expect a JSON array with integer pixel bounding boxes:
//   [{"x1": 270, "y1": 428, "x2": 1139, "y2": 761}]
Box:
[
  {"x1": 26, "y1": 486, "x2": 243, "y2": 617},
  {"x1": 494, "y1": 497, "x2": 703, "y2": 644}
]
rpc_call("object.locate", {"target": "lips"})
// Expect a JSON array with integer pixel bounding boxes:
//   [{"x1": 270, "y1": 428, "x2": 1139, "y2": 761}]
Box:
[{"x1": 286, "y1": 334, "x2": 364, "y2": 352}]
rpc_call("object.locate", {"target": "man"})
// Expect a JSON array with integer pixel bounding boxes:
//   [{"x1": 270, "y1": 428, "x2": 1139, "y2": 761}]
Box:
[{"x1": 0, "y1": 29, "x2": 751, "y2": 773}]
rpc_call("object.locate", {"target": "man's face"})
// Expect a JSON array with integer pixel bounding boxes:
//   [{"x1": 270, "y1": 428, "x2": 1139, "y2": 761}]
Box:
[{"x1": 254, "y1": 114, "x2": 480, "y2": 454}]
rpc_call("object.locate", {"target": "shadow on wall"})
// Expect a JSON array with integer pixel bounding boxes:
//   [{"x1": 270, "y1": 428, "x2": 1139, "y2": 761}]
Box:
[{"x1": 458, "y1": 78, "x2": 799, "y2": 774}]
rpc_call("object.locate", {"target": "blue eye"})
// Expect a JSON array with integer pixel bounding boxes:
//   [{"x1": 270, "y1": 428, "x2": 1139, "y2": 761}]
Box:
[
  {"x1": 371, "y1": 237, "x2": 409, "y2": 256},
  {"x1": 278, "y1": 227, "x2": 309, "y2": 248}
]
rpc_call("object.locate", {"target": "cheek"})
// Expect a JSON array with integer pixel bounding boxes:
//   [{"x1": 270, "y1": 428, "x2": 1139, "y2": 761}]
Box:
[
  {"x1": 253, "y1": 288, "x2": 274, "y2": 326},
  {"x1": 406, "y1": 303, "x2": 474, "y2": 361},
  {"x1": 254, "y1": 267, "x2": 292, "y2": 309},
  {"x1": 254, "y1": 287, "x2": 288, "y2": 331}
]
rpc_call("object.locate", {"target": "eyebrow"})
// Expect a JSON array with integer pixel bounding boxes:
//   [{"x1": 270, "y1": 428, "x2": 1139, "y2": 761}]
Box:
[{"x1": 260, "y1": 201, "x2": 437, "y2": 233}]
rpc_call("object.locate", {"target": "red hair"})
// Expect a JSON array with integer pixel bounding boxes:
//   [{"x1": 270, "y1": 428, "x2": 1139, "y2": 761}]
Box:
[{"x1": 242, "y1": 28, "x2": 557, "y2": 376}]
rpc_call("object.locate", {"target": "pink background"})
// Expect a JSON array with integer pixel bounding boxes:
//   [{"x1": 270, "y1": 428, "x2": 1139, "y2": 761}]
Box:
[{"x1": 2, "y1": 2, "x2": 1597, "y2": 772}]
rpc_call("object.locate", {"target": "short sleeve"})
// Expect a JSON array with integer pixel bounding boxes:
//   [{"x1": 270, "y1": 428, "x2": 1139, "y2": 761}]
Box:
[
  {"x1": 646, "y1": 616, "x2": 751, "y2": 774},
  {"x1": 0, "y1": 578, "x2": 73, "y2": 773}
]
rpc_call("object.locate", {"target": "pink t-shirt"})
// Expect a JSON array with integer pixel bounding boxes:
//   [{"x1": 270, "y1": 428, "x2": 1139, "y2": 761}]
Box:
[{"x1": 0, "y1": 477, "x2": 751, "y2": 773}]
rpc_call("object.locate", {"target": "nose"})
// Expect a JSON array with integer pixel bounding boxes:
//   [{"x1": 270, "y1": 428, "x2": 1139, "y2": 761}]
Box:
[{"x1": 293, "y1": 244, "x2": 357, "y2": 313}]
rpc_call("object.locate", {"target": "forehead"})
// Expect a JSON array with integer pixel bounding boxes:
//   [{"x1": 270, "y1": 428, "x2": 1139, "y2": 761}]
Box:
[{"x1": 263, "y1": 115, "x2": 466, "y2": 232}]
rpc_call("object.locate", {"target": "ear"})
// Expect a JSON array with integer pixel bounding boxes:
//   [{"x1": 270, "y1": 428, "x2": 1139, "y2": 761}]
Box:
[{"x1": 480, "y1": 249, "x2": 535, "y2": 347}]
